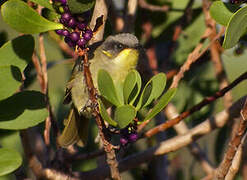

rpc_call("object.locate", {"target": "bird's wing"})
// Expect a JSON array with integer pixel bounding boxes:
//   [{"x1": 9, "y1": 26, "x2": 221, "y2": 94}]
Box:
[
  {"x1": 58, "y1": 105, "x2": 89, "y2": 147},
  {"x1": 63, "y1": 73, "x2": 76, "y2": 104}
]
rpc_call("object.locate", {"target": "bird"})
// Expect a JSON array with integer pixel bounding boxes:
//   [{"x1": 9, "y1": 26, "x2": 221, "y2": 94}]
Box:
[{"x1": 58, "y1": 33, "x2": 142, "y2": 147}]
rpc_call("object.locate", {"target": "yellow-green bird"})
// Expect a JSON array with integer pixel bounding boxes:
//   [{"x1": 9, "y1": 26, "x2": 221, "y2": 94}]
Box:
[{"x1": 58, "y1": 33, "x2": 141, "y2": 147}]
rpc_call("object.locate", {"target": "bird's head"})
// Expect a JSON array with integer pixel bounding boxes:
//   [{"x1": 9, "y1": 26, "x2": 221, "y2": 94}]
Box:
[{"x1": 100, "y1": 33, "x2": 141, "y2": 70}]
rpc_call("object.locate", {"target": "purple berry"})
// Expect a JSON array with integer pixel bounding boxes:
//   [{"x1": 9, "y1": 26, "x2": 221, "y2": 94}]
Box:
[
  {"x1": 65, "y1": 36, "x2": 75, "y2": 47},
  {"x1": 55, "y1": 29, "x2": 63, "y2": 35},
  {"x1": 63, "y1": 5, "x2": 70, "y2": 12},
  {"x1": 61, "y1": 12, "x2": 71, "y2": 23},
  {"x1": 83, "y1": 29, "x2": 93, "y2": 41},
  {"x1": 128, "y1": 133, "x2": 138, "y2": 142},
  {"x1": 60, "y1": 0, "x2": 67, "y2": 5},
  {"x1": 120, "y1": 137, "x2": 128, "y2": 146},
  {"x1": 120, "y1": 128, "x2": 129, "y2": 136},
  {"x1": 77, "y1": 38, "x2": 86, "y2": 48},
  {"x1": 60, "y1": 18, "x2": 66, "y2": 25},
  {"x1": 77, "y1": 23, "x2": 86, "y2": 30},
  {"x1": 62, "y1": 29, "x2": 70, "y2": 37},
  {"x1": 67, "y1": 18, "x2": 77, "y2": 28},
  {"x1": 70, "y1": 32, "x2": 80, "y2": 42}
]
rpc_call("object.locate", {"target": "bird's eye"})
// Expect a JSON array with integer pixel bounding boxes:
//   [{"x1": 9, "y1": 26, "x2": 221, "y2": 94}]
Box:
[{"x1": 115, "y1": 43, "x2": 124, "y2": 50}]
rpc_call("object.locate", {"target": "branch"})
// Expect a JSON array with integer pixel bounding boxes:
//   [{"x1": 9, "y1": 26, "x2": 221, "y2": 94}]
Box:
[
  {"x1": 138, "y1": 0, "x2": 169, "y2": 12},
  {"x1": 123, "y1": 0, "x2": 138, "y2": 33},
  {"x1": 79, "y1": 49, "x2": 121, "y2": 180},
  {"x1": 165, "y1": 103, "x2": 214, "y2": 175},
  {"x1": 73, "y1": 96, "x2": 246, "y2": 179},
  {"x1": 202, "y1": 0, "x2": 233, "y2": 109},
  {"x1": 145, "y1": 71, "x2": 247, "y2": 138},
  {"x1": 170, "y1": 27, "x2": 224, "y2": 89},
  {"x1": 214, "y1": 99, "x2": 247, "y2": 179}
]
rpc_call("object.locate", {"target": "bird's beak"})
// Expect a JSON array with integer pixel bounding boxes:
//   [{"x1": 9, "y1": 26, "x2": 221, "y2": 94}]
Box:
[{"x1": 102, "y1": 50, "x2": 113, "y2": 58}]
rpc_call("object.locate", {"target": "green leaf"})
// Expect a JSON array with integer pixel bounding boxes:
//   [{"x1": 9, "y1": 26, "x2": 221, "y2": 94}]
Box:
[
  {"x1": 0, "y1": 66, "x2": 22, "y2": 101},
  {"x1": 144, "y1": 88, "x2": 177, "y2": 121},
  {"x1": 1, "y1": 0, "x2": 63, "y2": 34},
  {"x1": 0, "y1": 35, "x2": 34, "y2": 72},
  {"x1": 0, "y1": 91, "x2": 48, "y2": 130},
  {"x1": 223, "y1": 6, "x2": 247, "y2": 49},
  {"x1": 30, "y1": 0, "x2": 54, "y2": 10},
  {"x1": 209, "y1": 1, "x2": 239, "y2": 26},
  {"x1": 98, "y1": 99, "x2": 117, "y2": 127},
  {"x1": 97, "y1": 69, "x2": 121, "y2": 106},
  {"x1": 123, "y1": 70, "x2": 142, "y2": 105},
  {"x1": 0, "y1": 148, "x2": 22, "y2": 176},
  {"x1": 68, "y1": 0, "x2": 95, "y2": 14},
  {"x1": 136, "y1": 73, "x2": 167, "y2": 110},
  {"x1": 114, "y1": 105, "x2": 136, "y2": 129}
]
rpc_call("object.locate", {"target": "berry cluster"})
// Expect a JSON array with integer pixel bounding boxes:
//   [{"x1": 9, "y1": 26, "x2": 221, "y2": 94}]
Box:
[
  {"x1": 119, "y1": 127, "x2": 138, "y2": 146},
  {"x1": 230, "y1": 0, "x2": 247, "y2": 4},
  {"x1": 53, "y1": 0, "x2": 93, "y2": 48}
]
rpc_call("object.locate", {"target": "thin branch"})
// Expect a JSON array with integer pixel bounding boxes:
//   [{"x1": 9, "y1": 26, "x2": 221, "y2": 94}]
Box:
[
  {"x1": 165, "y1": 103, "x2": 214, "y2": 175},
  {"x1": 214, "y1": 99, "x2": 247, "y2": 179},
  {"x1": 19, "y1": 96, "x2": 247, "y2": 180},
  {"x1": 79, "y1": 49, "x2": 121, "y2": 180},
  {"x1": 138, "y1": 0, "x2": 169, "y2": 12},
  {"x1": 123, "y1": 0, "x2": 138, "y2": 33},
  {"x1": 225, "y1": 136, "x2": 245, "y2": 180},
  {"x1": 73, "y1": 96, "x2": 246, "y2": 179},
  {"x1": 39, "y1": 33, "x2": 59, "y2": 147},
  {"x1": 145, "y1": 71, "x2": 247, "y2": 138},
  {"x1": 20, "y1": 130, "x2": 45, "y2": 179},
  {"x1": 203, "y1": 0, "x2": 233, "y2": 109},
  {"x1": 170, "y1": 27, "x2": 224, "y2": 89}
]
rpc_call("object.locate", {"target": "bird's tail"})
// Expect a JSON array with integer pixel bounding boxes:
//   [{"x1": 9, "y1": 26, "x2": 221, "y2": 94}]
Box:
[{"x1": 58, "y1": 106, "x2": 90, "y2": 147}]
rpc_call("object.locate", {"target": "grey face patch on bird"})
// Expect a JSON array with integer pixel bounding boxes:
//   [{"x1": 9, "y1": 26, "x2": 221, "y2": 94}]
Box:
[{"x1": 101, "y1": 33, "x2": 140, "y2": 58}]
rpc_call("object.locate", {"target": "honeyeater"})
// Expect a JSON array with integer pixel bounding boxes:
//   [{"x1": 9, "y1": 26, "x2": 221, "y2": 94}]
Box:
[{"x1": 58, "y1": 33, "x2": 141, "y2": 147}]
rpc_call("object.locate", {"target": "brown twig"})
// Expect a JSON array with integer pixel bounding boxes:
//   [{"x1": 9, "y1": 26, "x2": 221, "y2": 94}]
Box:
[
  {"x1": 165, "y1": 103, "x2": 214, "y2": 175},
  {"x1": 203, "y1": 0, "x2": 233, "y2": 109},
  {"x1": 38, "y1": 33, "x2": 59, "y2": 147},
  {"x1": 20, "y1": 130, "x2": 45, "y2": 179},
  {"x1": 145, "y1": 71, "x2": 247, "y2": 138},
  {"x1": 67, "y1": 149, "x2": 105, "y2": 162},
  {"x1": 123, "y1": 0, "x2": 138, "y2": 33},
  {"x1": 79, "y1": 49, "x2": 121, "y2": 180},
  {"x1": 138, "y1": 0, "x2": 169, "y2": 12},
  {"x1": 170, "y1": 27, "x2": 224, "y2": 89},
  {"x1": 225, "y1": 138, "x2": 244, "y2": 180},
  {"x1": 214, "y1": 99, "x2": 247, "y2": 179},
  {"x1": 19, "y1": 95, "x2": 247, "y2": 179},
  {"x1": 73, "y1": 96, "x2": 246, "y2": 179}
]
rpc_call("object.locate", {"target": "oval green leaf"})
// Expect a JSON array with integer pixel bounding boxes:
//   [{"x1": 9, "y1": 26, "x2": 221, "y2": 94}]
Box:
[
  {"x1": 0, "y1": 35, "x2": 34, "y2": 72},
  {"x1": 97, "y1": 69, "x2": 121, "y2": 106},
  {"x1": 98, "y1": 99, "x2": 117, "y2": 127},
  {"x1": 223, "y1": 6, "x2": 247, "y2": 49},
  {"x1": 144, "y1": 88, "x2": 177, "y2": 121},
  {"x1": 123, "y1": 70, "x2": 142, "y2": 105},
  {"x1": 114, "y1": 105, "x2": 136, "y2": 129},
  {"x1": 1, "y1": 0, "x2": 63, "y2": 34},
  {"x1": 0, "y1": 148, "x2": 22, "y2": 176},
  {"x1": 68, "y1": 0, "x2": 95, "y2": 14},
  {"x1": 136, "y1": 73, "x2": 166, "y2": 110},
  {"x1": 209, "y1": 1, "x2": 239, "y2": 26},
  {"x1": 30, "y1": 0, "x2": 54, "y2": 10},
  {"x1": 0, "y1": 91, "x2": 48, "y2": 130},
  {"x1": 0, "y1": 66, "x2": 22, "y2": 101}
]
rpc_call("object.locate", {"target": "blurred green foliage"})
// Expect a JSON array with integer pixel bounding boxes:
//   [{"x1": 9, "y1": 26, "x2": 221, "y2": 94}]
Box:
[{"x1": 0, "y1": 0, "x2": 247, "y2": 179}]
